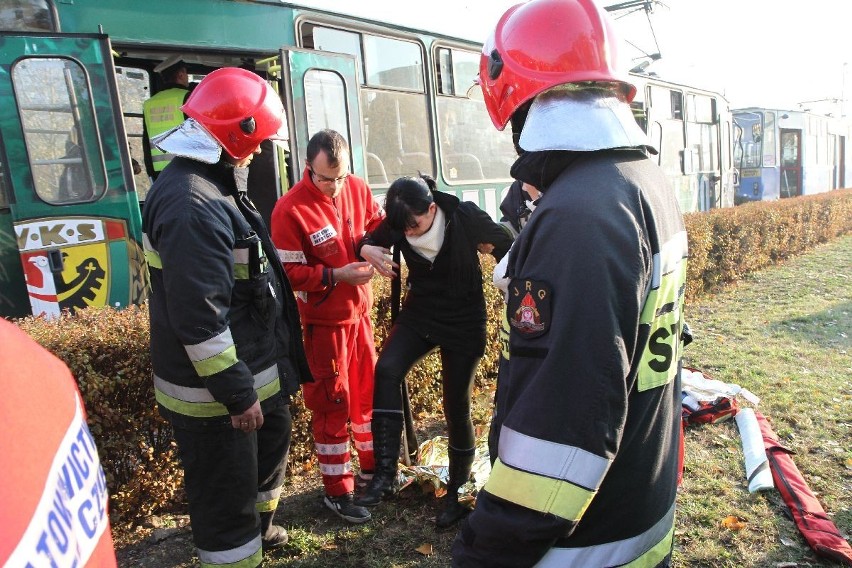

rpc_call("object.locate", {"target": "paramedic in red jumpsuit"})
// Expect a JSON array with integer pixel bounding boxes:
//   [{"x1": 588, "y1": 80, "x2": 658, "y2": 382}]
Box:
[{"x1": 271, "y1": 129, "x2": 384, "y2": 524}]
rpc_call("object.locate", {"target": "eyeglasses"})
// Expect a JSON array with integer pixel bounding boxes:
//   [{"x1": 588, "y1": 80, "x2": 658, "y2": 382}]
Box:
[{"x1": 309, "y1": 167, "x2": 349, "y2": 185}]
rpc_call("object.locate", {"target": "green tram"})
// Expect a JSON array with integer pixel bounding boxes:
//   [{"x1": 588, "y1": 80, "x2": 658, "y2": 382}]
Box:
[{"x1": 0, "y1": 0, "x2": 731, "y2": 319}]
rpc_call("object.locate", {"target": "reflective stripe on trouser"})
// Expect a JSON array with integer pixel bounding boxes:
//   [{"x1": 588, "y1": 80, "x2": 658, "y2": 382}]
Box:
[
  {"x1": 533, "y1": 502, "x2": 676, "y2": 568},
  {"x1": 172, "y1": 401, "x2": 291, "y2": 568},
  {"x1": 301, "y1": 315, "x2": 376, "y2": 496}
]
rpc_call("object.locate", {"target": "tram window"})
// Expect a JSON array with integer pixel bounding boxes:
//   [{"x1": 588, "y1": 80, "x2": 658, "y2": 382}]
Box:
[
  {"x1": 743, "y1": 142, "x2": 760, "y2": 168},
  {"x1": 437, "y1": 48, "x2": 453, "y2": 95},
  {"x1": 363, "y1": 35, "x2": 423, "y2": 91},
  {"x1": 451, "y1": 50, "x2": 478, "y2": 96},
  {"x1": 0, "y1": 0, "x2": 57, "y2": 32},
  {"x1": 115, "y1": 66, "x2": 152, "y2": 199},
  {"x1": 659, "y1": 120, "x2": 684, "y2": 178},
  {"x1": 435, "y1": 48, "x2": 514, "y2": 183},
  {"x1": 362, "y1": 88, "x2": 433, "y2": 180},
  {"x1": 304, "y1": 70, "x2": 350, "y2": 147},
  {"x1": 763, "y1": 112, "x2": 776, "y2": 166},
  {"x1": 631, "y1": 102, "x2": 648, "y2": 132},
  {"x1": 12, "y1": 57, "x2": 106, "y2": 205},
  {"x1": 308, "y1": 26, "x2": 364, "y2": 84},
  {"x1": 686, "y1": 122, "x2": 717, "y2": 171},
  {"x1": 437, "y1": 97, "x2": 514, "y2": 182},
  {"x1": 670, "y1": 91, "x2": 683, "y2": 120},
  {"x1": 689, "y1": 94, "x2": 714, "y2": 123}
]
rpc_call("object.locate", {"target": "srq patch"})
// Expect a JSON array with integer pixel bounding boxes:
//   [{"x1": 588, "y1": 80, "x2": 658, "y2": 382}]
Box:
[{"x1": 507, "y1": 278, "x2": 551, "y2": 338}]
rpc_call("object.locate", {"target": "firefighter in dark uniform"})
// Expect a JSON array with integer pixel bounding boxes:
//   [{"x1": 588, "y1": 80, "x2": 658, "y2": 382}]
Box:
[
  {"x1": 452, "y1": 0, "x2": 688, "y2": 566},
  {"x1": 142, "y1": 67, "x2": 311, "y2": 568},
  {"x1": 142, "y1": 57, "x2": 191, "y2": 180}
]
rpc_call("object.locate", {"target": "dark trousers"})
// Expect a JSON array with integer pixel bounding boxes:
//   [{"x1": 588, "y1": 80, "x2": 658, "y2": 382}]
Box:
[
  {"x1": 373, "y1": 323, "x2": 480, "y2": 450},
  {"x1": 172, "y1": 402, "x2": 292, "y2": 558}
]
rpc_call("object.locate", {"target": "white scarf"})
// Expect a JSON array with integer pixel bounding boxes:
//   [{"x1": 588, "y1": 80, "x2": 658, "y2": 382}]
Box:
[{"x1": 406, "y1": 206, "x2": 445, "y2": 262}]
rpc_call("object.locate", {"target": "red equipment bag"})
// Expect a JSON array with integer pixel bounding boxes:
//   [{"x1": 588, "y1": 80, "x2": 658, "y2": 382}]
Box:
[
  {"x1": 681, "y1": 396, "x2": 739, "y2": 426},
  {"x1": 755, "y1": 410, "x2": 852, "y2": 566}
]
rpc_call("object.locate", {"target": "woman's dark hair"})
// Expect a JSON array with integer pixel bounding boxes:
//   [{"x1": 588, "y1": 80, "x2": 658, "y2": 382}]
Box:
[{"x1": 384, "y1": 173, "x2": 437, "y2": 232}]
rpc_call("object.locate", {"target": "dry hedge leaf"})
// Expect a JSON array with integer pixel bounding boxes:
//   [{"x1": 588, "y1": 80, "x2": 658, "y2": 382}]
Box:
[
  {"x1": 415, "y1": 543, "x2": 434, "y2": 556},
  {"x1": 721, "y1": 515, "x2": 747, "y2": 531}
]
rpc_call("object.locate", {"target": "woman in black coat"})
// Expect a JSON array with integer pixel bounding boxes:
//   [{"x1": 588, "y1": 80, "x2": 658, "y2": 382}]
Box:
[{"x1": 356, "y1": 174, "x2": 512, "y2": 527}]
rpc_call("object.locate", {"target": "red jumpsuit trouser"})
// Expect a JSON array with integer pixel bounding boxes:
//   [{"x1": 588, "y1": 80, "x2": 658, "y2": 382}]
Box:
[{"x1": 301, "y1": 313, "x2": 376, "y2": 496}]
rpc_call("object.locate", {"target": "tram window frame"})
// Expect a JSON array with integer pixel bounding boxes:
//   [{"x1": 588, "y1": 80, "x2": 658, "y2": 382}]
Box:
[{"x1": 11, "y1": 56, "x2": 107, "y2": 205}]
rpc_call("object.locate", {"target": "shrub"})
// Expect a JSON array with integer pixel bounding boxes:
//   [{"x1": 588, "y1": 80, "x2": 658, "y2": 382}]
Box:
[
  {"x1": 16, "y1": 306, "x2": 181, "y2": 523},
  {"x1": 683, "y1": 189, "x2": 852, "y2": 302},
  {"x1": 12, "y1": 189, "x2": 851, "y2": 524}
]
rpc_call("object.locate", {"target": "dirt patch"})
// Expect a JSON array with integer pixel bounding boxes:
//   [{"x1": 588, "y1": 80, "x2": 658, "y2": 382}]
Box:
[{"x1": 114, "y1": 416, "x2": 464, "y2": 567}]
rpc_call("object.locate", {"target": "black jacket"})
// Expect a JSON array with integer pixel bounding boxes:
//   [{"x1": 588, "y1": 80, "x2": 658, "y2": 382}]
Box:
[
  {"x1": 360, "y1": 190, "x2": 512, "y2": 354},
  {"x1": 143, "y1": 158, "x2": 311, "y2": 428}
]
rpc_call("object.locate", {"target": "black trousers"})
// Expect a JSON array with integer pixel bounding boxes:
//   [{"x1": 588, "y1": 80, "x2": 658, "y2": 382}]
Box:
[
  {"x1": 373, "y1": 323, "x2": 480, "y2": 450},
  {"x1": 171, "y1": 401, "x2": 292, "y2": 560}
]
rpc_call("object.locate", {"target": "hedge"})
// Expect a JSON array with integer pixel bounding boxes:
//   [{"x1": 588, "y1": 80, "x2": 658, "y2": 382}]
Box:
[{"x1": 12, "y1": 188, "x2": 852, "y2": 524}]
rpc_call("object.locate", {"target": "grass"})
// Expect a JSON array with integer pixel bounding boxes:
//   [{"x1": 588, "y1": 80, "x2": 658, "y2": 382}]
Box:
[
  {"x1": 675, "y1": 234, "x2": 851, "y2": 568},
  {"x1": 115, "y1": 235, "x2": 852, "y2": 567}
]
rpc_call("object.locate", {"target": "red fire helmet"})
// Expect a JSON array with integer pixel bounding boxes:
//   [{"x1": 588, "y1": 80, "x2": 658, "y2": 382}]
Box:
[
  {"x1": 479, "y1": 0, "x2": 636, "y2": 130},
  {"x1": 181, "y1": 67, "x2": 287, "y2": 159}
]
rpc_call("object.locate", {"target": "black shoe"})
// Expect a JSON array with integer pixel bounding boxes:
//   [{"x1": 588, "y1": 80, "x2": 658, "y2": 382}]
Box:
[
  {"x1": 324, "y1": 492, "x2": 372, "y2": 524},
  {"x1": 435, "y1": 496, "x2": 471, "y2": 528},
  {"x1": 261, "y1": 525, "x2": 288, "y2": 551}
]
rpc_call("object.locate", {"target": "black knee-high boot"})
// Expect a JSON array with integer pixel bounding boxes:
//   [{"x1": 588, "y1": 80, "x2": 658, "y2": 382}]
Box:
[
  {"x1": 355, "y1": 413, "x2": 403, "y2": 507},
  {"x1": 435, "y1": 447, "x2": 475, "y2": 528}
]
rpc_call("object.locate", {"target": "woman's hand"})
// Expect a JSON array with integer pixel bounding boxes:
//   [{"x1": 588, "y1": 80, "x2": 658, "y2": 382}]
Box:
[
  {"x1": 360, "y1": 244, "x2": 399, "y2": 278},
  {"x1": 477, "y1": 243, "x2": 495, "y2": 254}
]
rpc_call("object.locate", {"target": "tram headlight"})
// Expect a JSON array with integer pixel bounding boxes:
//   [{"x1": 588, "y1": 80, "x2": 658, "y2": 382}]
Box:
[{"x1": 752, "y1": 182, "x2": 759, "y2": 196}]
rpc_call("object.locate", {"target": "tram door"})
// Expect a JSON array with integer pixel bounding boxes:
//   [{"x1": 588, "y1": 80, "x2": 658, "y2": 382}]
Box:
[
  {"x1": 779, "y1": 128, "x2": 802, "y2": 198},
  {"x1": 0, "y1": 33, "x2": 147, "y2": 318},
  {"x1": 278, "y1": 48, "x2": 364, "y2": 185}
]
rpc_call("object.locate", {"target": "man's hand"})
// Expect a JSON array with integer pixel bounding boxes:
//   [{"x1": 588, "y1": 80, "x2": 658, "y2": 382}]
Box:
[
  {"x1": 360, "y1": 244, "x2": 398, "y2": 278},
  {"x1": 334, "y1": 261, "x2": 376, "y2": 285},
  {"x1": 231, "y1": 400, "x2": 264, "y2": 432}
]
